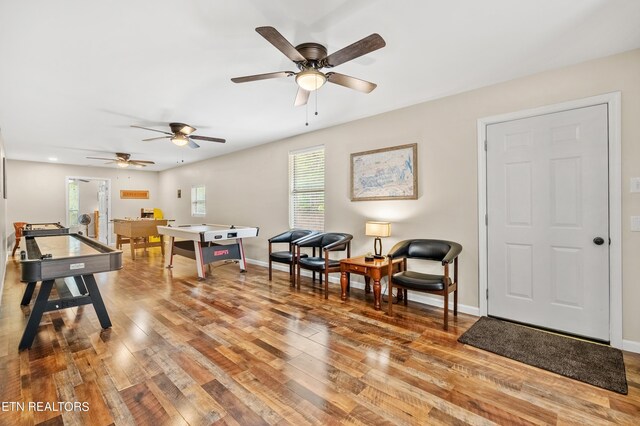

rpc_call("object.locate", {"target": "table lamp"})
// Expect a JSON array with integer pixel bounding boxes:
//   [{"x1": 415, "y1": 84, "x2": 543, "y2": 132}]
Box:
[{"x1": 365, "y1": 221, "x2": 391, "y2": 259}]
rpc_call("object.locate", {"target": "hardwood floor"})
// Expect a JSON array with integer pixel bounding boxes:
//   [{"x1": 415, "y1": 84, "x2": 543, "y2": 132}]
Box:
[{"x1": 1, "y1": 249, "x2": 639, "y2": 425}]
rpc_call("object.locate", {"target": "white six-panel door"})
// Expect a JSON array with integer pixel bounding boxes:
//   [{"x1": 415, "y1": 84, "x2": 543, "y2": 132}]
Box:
[{"x1": 487, "y1": 104, "x2": 609, "y2": 341}]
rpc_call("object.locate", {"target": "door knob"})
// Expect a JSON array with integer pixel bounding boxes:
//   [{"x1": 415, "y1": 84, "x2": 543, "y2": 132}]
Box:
[{"x1": 593, "y1": 237, "x2": 605, "y2": 245}]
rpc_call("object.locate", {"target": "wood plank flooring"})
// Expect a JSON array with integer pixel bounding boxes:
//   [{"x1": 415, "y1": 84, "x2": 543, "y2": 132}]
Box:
[{"x1": 1, "y1": 250, "x2": 639, "y2": 425}]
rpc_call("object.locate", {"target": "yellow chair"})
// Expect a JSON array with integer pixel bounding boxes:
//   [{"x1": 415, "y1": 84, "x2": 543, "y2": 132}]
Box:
[{"x1": 148, "y1": 208, "x2": 164, "y2": 243}]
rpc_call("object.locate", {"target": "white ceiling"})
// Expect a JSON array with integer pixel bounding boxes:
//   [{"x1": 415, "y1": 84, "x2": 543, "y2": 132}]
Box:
[{"x1": 1, "y1": 0, "x2": 639, "y2": 171}]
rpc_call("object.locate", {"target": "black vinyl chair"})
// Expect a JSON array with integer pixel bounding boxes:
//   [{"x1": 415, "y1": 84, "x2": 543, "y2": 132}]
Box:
[
  {"x1": 295, "y1": 233, "x2": 353, "y2": 299},
  {"x1": 387, "y1": 239, "x2": 462, "y2": 330},
  {"x1": 268, "y1": 229, "x2": 316, "y2": 282}
]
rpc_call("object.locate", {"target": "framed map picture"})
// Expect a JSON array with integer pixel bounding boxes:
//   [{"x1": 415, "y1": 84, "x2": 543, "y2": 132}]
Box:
[{"x1": 350, "y1": 143, "x2": 418, "y2": 201}]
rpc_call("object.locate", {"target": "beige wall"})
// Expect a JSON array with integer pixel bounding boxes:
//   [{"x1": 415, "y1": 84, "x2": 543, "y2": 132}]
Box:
[
  {"x1": 6, "y1": 161, "x2": 160, "y2": 240},
  {"x1": 158, "y1": 49, "x2": 640, "y2": 343}
]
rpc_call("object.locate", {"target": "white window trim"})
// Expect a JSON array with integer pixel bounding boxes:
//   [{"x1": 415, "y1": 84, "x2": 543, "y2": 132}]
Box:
[{"x1": 191, "y1": 184, "x2": 206, "y2": 217}]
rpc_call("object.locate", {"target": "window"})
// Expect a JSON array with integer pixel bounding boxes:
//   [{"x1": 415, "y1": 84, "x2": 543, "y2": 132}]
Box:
[
  {"x1": 289, "y1": 146, "x2": 325, "y2": 231},
  {"x1": 191, "y1": 185, "x2": 206, "y2": 216}
]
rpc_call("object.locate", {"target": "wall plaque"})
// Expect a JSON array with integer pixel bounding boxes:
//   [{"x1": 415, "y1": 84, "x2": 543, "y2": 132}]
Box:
[{"x1": 120, "y1": 190, "x2": 149, "y2": 199}]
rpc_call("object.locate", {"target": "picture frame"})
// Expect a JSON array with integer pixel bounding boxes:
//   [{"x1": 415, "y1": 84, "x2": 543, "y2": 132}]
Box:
[{"x1": 350, "y1": 143, "x2": 418, "y2": 201}]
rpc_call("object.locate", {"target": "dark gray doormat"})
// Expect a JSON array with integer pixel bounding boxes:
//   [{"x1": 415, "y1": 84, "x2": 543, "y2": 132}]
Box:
[{"x1": 458, "y1": 317, "x2": 628, "y2": 394}]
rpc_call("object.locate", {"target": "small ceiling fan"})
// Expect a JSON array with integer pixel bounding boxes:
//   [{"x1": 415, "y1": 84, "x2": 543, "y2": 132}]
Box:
[
  {"x1": 131, "y1": 122, "x2": 226, "y2": 149},
  {"x1": 86, "y1": 152, "x2": 155, "y2": 168},
  {"x1": 231, "y1": 26, "x2": 386, "y2": 106}
]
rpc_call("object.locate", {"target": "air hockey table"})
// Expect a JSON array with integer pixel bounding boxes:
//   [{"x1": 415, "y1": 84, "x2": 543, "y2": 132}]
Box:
[
  {"x1": 157, "y1": 224, "x2": 259, "y2": 279},
  {"x1": 18, "y1": 233, "x2": 122, "y2": 350},
  {"x1": 22, "y1": 222, "x2": 69, "y2": 237}
]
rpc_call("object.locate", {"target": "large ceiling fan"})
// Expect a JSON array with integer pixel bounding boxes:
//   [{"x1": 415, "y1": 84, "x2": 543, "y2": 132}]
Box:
[
  {"x1": 131, "y1": 122, "x2": 226, "y2": 149},
  {"x1": 231, "y1": 26, "x2": 386, "y2": 106},
  {"x1": 86, "y1": 152, "x2": 155, "y2": 168}
]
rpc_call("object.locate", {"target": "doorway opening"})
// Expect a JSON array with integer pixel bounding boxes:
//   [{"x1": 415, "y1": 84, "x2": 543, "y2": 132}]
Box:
[{"x1": 66, "y1": 177, "x2": 111, "y2": 245}]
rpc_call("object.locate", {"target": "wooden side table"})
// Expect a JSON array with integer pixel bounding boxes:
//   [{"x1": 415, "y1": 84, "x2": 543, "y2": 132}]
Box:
[{"x1": 340, "y1": 256, "x2": 403, "y2": 310}]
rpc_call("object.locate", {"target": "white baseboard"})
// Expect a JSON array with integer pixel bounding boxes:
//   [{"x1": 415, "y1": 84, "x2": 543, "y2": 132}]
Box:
[
  {"x1": 622, "y1": 339, "x2": 640, "y2": 354},
  {"x1": 246, "y1": 258, "x2": 480, "y2": 317}
]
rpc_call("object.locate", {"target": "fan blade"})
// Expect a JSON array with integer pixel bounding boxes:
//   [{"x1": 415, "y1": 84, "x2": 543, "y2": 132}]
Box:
[
  {"x1": 130, "y1": 125, "x2": 173, "y2": 135},
  {"x1": 323, "y1": 33, "x2": 386, "y2": 68},
  {"x1": 294, "y1": 87, "x2": 310, "y2": 107},
  {"x1": 86, "y1": 156, "x2": 115, "y2": 161},
  {"x1": 142, "y1": 136, "x2": 171, "y2": 142},
  {"x1": 190, "y1": 135, "x2": 226, "y2": 143},
  {"x1": 326, "y1": 72, "x2": 377, "y2": 93},
  {"x1": 129, "y1": 161, "x2": 154, "y2": 167},
  {"x1": 256, "y1": 26, "x2": 306, "y2": 62},
  {"x1": 231, "y1": 71, "x2": 294, "y2": 83},
  {"x1": 187, "y1": 137, "x2": 200, "y2": 149}
]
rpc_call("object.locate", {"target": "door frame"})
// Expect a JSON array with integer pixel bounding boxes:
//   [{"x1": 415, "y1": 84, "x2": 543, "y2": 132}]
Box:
[
  {"x1": 65, "y1": 176, "x2": 112, "y2": 245},
  {"x1": 477, "y1": 92, "x2": 622, "y2": 348}
]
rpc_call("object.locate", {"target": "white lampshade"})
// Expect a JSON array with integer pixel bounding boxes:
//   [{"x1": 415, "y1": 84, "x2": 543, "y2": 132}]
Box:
[
  {"x1": 296, "y1": 69, "x2": 327, "y2": 91},
  {"x1": 117, "y1": 161, "x2": 129, "y2": 168},
  {"x1": 171, "y1": 134, "x2": 189, "y2": 147},
  {"x1": 365, "y1": 221, "x2": 391, "y2": 237}
]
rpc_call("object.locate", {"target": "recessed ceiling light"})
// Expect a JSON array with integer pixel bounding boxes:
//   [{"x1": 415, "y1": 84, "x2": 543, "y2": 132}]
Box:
[{"x1": 48, "y1": 157, "x2": 58, "y2": 161}]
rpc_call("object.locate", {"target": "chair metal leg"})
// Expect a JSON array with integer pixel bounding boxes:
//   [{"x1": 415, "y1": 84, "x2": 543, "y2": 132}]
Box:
[
  {"x1": 454, "y1": 287, "x2": 458, "y2": 316},
  {"x1": 324, "y1": 271, "x2": 329, "y2": 299}
]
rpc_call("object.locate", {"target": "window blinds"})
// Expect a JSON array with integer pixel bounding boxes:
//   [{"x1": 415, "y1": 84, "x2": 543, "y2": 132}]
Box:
[{"x1": 289, "y1": 147, "x2": 325, "y2": 231}]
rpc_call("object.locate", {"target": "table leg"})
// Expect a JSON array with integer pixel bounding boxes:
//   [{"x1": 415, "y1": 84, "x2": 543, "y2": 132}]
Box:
[
  {"x1": 237, "y1": 238, "x2": 247, "y2": 272},
  {"x1": 340, "y1": 271, "x2": 348, "y2": 301},
  {"x1": 130, "y1": 238, "x2": 136, "y2": 260},
  {"x1": 20, "y1": 282, "x2": 37, "y2": 306},
  {"x1": 364, "y1": 276, "x2": 371, "y2": 294},
  {"x1": 160, "y1": 235, "x2": 165, "y2": 256},
  {"x1": 373, "y1": 278, "x2": 382, "y2": 310},
  {"x1": 74, "y1": 276, "x2": 88, "y2": 295},
  {"x1": 167, "y1": 236, "x2": 174, "y2": 268},
  {"x1": 19, "y1": 279, "x2": 54, "y2": 350},
  {"x1": 194, "y1": 241, "x2": 206, "y2": 279},
  {"x1": 81, "y1": 274, "x2": 112, "y2": 329}
]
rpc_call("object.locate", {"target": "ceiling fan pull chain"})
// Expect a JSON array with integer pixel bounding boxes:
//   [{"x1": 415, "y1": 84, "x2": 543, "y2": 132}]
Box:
[
  {"x1": 305, "y1": 102, "x2": 309, "y2": 126},
  {"x1": 315, "y1": 89, "x2": 319, "y2": 116}
]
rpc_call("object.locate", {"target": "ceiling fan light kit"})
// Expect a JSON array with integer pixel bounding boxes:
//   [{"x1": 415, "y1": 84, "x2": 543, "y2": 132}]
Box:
[
  {"x1": 296, "y1": 69, "x2": 326, "y2": 91},
  {"x1": 171, "y1": 134, "x2": 189, "y2": 147}
]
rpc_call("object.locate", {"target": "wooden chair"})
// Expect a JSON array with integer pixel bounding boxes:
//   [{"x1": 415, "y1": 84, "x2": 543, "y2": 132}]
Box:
[
  {"x1": 12, "y1": 222, "x2": 28, "y2": 256},
  {"x1": 268, "y1": 229, "x2": 316, "y2": 282},
  {"x1": 387, "y1": 239, "x2": 462, "y2": 330},
  {"x1": 295, "y1": 233, "x2": 353, "y2": 299}
]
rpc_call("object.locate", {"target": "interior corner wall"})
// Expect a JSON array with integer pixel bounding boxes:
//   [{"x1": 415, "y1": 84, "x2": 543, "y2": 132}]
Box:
[
  {"x1": 0, "y1": 131, "x2": 8, "y2": 306},
  {"x1": 158, "y1": 48, "x2": 640, "y2": 343},
  {"x1": 5, "y1": 160, "x2": 160, "y2": 241}
]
